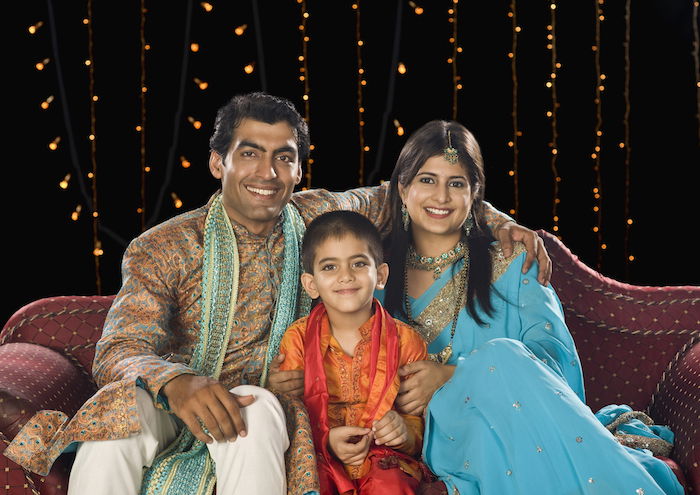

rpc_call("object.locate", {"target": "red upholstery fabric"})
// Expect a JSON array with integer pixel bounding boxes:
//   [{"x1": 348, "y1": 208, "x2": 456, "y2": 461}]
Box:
[
  {"x1": 2, "y1": 237, "x2": 699, "y2": 494},
  {"x1": 649, "y1": 342, "x2": 700, "y2": 492}
]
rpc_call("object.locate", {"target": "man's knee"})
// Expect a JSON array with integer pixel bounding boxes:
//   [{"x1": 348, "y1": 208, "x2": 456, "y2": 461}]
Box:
[{"x1": 229, "y1": 385, "x2": 288, "y2": 444}]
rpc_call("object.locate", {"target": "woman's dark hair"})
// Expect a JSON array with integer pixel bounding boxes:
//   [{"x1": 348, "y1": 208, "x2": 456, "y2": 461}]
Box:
[
  {"x1": 209, "y1": 92, "x2": 310, "y2": 160},
  {"x1": 382, "y1": 120, "x2": 495, "y2": 326}
]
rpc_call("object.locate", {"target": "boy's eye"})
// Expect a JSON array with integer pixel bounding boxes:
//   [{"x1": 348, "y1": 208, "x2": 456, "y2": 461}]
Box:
[
  {"x1": 353, "y1": 261, "x2": 367, "y2": 268},
  {"x1": 321, "y1": 264, "x2": 335, "y2": 271},
  {"x1": 241, "y1": 150, "x2": 256, "y2": 157},
  {"x1": 276, "y1": 155, "x2": 292, "y2": 162},
  {"x1": 450, "y1": 181, "x2": 465, "y2": 188}
]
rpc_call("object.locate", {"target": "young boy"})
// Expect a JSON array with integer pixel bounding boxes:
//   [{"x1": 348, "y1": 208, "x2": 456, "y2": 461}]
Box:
[{"x1": 279, "y1": 211, "x2": 428, "y2": 495}]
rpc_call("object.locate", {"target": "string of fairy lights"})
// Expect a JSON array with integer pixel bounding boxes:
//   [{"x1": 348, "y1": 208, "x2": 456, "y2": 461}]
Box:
[
  {"x1": 448, "y1": 0, "x2": 461, "y2": 120},
  {"x1": 297, "y1": 0, "x2": 313, "y2": 189},
  {"x1": 353, "y1": 1, "x2": 368, "y2": 186},
  {"x1": 622, "y1": 0, "x2": 633, "y2": 275},
  {"x1": 25, "y1": 1, "x2": 700, "y2": 291},
  {"x1": 507, "y1": 0, "x2": 520, "y2": 218},
  {"x1": 592, "y1": 0, "x2": 605, "y2": 269},
  {"x1": 138, "y1": 0, "x2": 147, "y2": 231},
  {"x1": 547, "y1": 2, "x2": 561, "y2": 237}
]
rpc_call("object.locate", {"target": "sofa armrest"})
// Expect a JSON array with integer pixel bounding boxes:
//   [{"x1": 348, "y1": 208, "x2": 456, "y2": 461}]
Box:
[
  {"x1": 0, "y1": 343, "x2": 97, "y2": 441},
  {"x1": 648, "y1": 340, "x2": 700, "y2": 494}
]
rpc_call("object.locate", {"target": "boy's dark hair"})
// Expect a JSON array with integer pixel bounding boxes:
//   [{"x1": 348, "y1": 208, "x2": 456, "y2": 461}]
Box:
[{"x1": 302, "y1": 211, "x2": 383, "y2": 273}]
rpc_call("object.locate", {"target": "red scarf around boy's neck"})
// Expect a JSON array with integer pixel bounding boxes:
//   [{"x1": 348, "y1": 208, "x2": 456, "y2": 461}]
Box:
[{"x1": 303, "y1": 299, "x2": 400, "y2": 485}]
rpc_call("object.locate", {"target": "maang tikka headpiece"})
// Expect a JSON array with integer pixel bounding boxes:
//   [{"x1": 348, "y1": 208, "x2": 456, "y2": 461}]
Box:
[{"x1": 444, "y1": 130, "x2": 459, "y2": 164}]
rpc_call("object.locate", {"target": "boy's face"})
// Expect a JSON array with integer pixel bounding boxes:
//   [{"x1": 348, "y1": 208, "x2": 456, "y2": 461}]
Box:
[{"x1": 301, "y1": 234, "x2": 388, "y2": 318}]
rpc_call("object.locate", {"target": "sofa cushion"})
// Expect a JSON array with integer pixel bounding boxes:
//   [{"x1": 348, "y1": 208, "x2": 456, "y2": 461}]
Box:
[{"x1": 0, "y1": 343, "x2": 97, "y2": 441}]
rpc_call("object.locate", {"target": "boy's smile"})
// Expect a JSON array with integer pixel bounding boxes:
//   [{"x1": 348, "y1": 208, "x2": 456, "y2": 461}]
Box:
[{"x1": 301, "y1": 234, "x2": 388, "y2": 327}]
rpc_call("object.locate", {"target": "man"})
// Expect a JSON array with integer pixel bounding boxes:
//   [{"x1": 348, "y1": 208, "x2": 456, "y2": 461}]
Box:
[{"x1": 4, "y1": 92, "x2": 550, "y2": 494}]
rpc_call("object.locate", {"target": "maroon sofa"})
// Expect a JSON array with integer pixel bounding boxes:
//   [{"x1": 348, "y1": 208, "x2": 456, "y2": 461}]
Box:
[{"x1": 1, "y1": 231, "x2": 698, "y2": 494}]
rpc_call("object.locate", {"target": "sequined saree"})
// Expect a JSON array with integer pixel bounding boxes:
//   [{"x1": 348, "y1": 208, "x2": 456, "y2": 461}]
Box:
[{"x1": 379, "y1": 243, "x2": 683, "y2": 495}]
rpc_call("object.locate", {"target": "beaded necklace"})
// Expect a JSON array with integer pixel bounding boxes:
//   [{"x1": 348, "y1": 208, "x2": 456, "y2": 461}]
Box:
[
  {"x1": 404, "y1": 242, "x2": 469, "y2": 364},
  {"x1": 407, "y1": 240, "x2": 466, "y2": 280}
]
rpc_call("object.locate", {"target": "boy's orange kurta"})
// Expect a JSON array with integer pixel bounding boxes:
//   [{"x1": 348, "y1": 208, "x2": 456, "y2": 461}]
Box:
[{"x1": 279, "y1": 300, "x2": 427, "y2": 494}]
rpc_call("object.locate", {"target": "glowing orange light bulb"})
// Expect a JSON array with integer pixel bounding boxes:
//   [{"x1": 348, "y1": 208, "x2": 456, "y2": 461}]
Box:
[
  {"x1": 28, "y1": 21, "x2": 44, "y2": 34},
  {"x1": 234, "y1": 24, "x2": 247, "y2": 36},
  {"x1": 397, "y1": 62, "x2": 407, "y2": 74},
  {"x1": 49, "y1": 136, "x2": 61, "y2": 150},
  {"x1": 194, "y1": 77, "x2": 208, "y2": 90},
  {"x1": 71, "y1": 205, "x2": 82, "y2": 221},
  {"x1": 59, "y1": 173, "x2": 71, "y2": 189},
  {"x1": 244, "y1": 63, "x2": 254, "y2": 74},
  {"x1": 180, "y1": 156, "x2": 191, "y2": 168},
  {"x1": 41, "y1": 95, "x2": 55, "y2": 109},
  {"x1": 200, "y1": 2, "x2": 213, "y2": 12},
  {"x1": 35, "y1": 58, "x2": 50, "y2": 71},
  {"x1": 171, "y1": 192, "x2": 183, "y2": 209}
]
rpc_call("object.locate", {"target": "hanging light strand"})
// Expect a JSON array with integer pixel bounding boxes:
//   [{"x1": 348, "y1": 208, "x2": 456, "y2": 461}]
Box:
[
  {"x1": 693, "y1": 0, "x2": 700, "y2": 142},
  {"x1": 508, "y1": 1, "x2": 520, "y2": 218},
  {"x1": 139, "y1": 0, "x2": 147, "y2": 231},
  {"x1": 623, "y1": 0, "x2": 634, "y2": 274},
  {"x1": 86, "y1": 0, "x2": 103, "y2": 293},
  {"x1": 548, "y1": 2, "x2": 561, "y2": 236},
  {"x1": 298, "y1": 0, "x2": 313, "y2": 188},
  {"x1": 353, "y1": 2, "x2": 367, "y2": 185},
  {"x1": 449, "y1": 0, "x2": 460, "y2": 120},
  {"x1": 592, "y1": 0, "x2": 604, "y2": 269}
]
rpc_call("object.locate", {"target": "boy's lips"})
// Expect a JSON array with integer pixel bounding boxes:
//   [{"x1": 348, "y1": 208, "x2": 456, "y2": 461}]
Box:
[{"x1": 334, "y1": 288, "x2": 360, "y2": 295}]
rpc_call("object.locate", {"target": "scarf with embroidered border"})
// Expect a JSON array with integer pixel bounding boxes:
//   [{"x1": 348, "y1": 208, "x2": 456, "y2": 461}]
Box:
[
  {"x1": 139, "y1": 193, "x2": 310, "y2": 495},
  {"x1": 303, "y1": 299, "x2": 400, "y2": 490}
]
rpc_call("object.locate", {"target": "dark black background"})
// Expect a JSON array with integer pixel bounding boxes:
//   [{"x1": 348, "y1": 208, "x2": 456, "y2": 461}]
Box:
[{"x1": 5, "y1": 0, "x2": 698, "y2": 324}]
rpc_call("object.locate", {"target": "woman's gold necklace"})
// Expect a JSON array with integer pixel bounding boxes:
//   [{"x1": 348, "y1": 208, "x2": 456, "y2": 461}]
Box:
[
  {"x1": 404, "y1": 243, "x2": 469, "y2": 364},
  {"x1": 407, "y1": 241, "x2": 466, "y2": 280}
]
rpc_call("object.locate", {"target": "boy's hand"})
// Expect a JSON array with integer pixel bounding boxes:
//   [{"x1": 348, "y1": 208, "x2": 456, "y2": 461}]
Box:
[
  {"x1": 328, "y1": 426, "x2": 373, "y2": 465},
  {"x1": 372, "y1": 410, "x2": 408, "y2": 448},
  {"x1": 267, "y1": 354, "x2": 304, "y2": 396}
]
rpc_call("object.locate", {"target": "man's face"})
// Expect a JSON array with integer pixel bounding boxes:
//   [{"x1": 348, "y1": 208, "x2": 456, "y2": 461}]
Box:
[{"x1": 209, "y1": 118, "x2": 302, "y2": 235}]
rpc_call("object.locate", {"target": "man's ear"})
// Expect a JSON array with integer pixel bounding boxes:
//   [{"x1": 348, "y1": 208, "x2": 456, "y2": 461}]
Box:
[
  {"x1": 300, "y1": 272, "x2": 320, "y2": 300},
  {"x1": 375, "y1": 263, "x2": 389, "y2": 290},
  {"x1": 294, "y1": 162, "x2": 303, "y2": 185},
  {"x1": 209, "y1": 151, "x2": 223, "y2": 179}
]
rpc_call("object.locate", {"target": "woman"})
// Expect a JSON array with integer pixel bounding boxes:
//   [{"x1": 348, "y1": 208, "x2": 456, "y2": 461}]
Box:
[{"x1": 378, "y1": 120, "x2": 683, "y2": 495}]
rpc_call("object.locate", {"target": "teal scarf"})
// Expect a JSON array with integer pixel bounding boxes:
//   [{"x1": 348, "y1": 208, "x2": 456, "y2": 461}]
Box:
[{"x1": 140, "y1": 194, "x2": 309, "y2": 495}]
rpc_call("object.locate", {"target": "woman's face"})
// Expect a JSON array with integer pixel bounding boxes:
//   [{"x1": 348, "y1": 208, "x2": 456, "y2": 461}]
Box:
[{"x1": 399, "y1": 154, "x2": 474, "y2": 240}]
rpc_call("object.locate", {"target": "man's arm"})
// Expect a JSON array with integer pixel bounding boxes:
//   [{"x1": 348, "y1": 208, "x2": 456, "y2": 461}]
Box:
[
  {"x1": 293, "y1": 185, "x2": 551, "y2": 285},
  {"x1": 92, "y1": 236, "x2": 196, "y2": 404}
]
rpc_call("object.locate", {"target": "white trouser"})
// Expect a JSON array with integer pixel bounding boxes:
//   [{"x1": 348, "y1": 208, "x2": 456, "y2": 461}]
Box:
[{"x1": 67, "y1": 385, "x2": 289, "y2": 495}]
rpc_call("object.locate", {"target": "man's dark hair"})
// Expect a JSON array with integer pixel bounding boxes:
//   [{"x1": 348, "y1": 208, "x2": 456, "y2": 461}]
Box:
[
  {"x1": 209, "y1": 92, "x2": 310, "y2": 160},
  {"x1": 302, "y1": 211, "x2": 384, "y2": 274}
]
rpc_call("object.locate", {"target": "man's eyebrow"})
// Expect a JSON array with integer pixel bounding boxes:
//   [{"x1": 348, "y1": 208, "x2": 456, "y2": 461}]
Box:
[
  {"x1": 235, "y1": 141, "x2": 297, "y2": 155},
  {"x1": 236, "y1": 140, "x2": 265, "y2": 151}
]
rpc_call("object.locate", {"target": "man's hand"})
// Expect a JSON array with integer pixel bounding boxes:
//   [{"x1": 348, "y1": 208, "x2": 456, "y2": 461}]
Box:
[
  {"x1": 395, "y1": 361, "x2": 455, "y2": 415},
  {"x1": 267, "y1": 353, "x2": 304, "y2": 396},
  {"x1": 328, "y1": 426, "x2": 373, "y2": 466},
  {"x1": 495, "y1": 221, "x2": 552, "y2": 286},
  {"x1": 373, "y1": 410, "x2": 408, "y2": 448},
  {"x1": 162, "y1": 374, "x2": 255, "y2": 444}
]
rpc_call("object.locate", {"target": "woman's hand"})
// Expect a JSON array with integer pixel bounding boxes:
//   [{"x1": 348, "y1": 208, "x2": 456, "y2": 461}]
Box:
[
  {"x1": 395, "y1": 360, "x2": 455, "y2": 415},
  {"x1": 328, "y1": 426, "x2": 373, "y2": 465}
]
